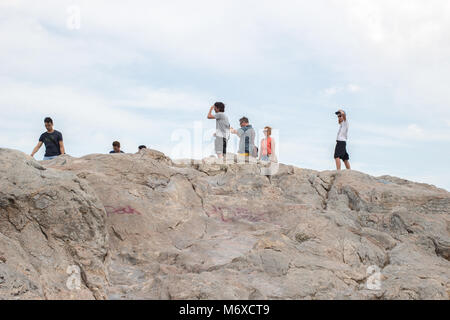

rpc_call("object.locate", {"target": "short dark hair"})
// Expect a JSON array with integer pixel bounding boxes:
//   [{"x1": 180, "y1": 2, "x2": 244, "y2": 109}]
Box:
[
  {"x1": 112, "y1": 141, "x2": 120, "y2": 147},
  {"x1": 239, "y1": 116, "x2": 249, "y2": 124},
  {"x1": 214, "y1": 102, "x2": 225, "y2": 112},
  {"x1": 44, "y1": 117, "x2": 53, "y2": 124},
  {"x1": 138, "y1": 145, "x2": 147, "y2": 150}
]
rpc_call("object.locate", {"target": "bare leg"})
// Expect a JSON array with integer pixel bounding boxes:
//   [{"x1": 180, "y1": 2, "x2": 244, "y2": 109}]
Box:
[
  {"x1": 335, "y1": 158, "x2": 341, "y2": 170},
  {"x1": 344, "y1": 160, "x2": 351, "y2": 170}
]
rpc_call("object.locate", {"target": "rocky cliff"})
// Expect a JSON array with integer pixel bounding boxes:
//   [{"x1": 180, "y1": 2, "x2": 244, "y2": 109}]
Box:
[{"x1": 0, "y1": 148, "x2": 448, "y2": 299}]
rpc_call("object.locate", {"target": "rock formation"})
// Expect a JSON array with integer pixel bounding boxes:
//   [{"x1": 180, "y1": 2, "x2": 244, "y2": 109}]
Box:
[{"x1": 0, "y1": 148, "x2": 448, "y2": 299}]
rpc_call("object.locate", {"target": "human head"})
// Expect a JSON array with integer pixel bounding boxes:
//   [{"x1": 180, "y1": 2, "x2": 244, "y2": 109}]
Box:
[
  {"x1": 239, "y1": 116, "x2": 249, "y2": 127},
  {"x1": 335, "y1": 109, "x2": 346, "y2": 123},
  {"x1": 214, "y1": 102, "x2": 225, "y2": 113},
  {"x1": 44, "y1": 117, "x2": 53, "y2": 131},
  {"x1": 264, "y1": 126, "x2": 272, "y2": 137},
  {"x1": 138, "y1": 145, "x2": 147, "y2": 150},
  {"x1": 112, "y1": 141, "x2": 121, "y2": 153}
]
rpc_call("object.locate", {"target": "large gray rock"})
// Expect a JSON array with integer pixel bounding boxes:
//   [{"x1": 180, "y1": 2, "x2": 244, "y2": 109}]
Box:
[
  {"x1": 0, "y1": 149, "x2": 108, "y2": 299},
  {"x1": 0, "y1": 148, "x2": 448, "y2": 299}
]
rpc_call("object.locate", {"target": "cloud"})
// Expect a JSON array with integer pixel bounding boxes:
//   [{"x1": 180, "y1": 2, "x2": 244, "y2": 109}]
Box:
[
  {"x1": 114, "y1": 87, "x2": 213, "y2": 111},
  {"x1": 351, "y1": 137, "x2": 407, "y2": 148},
  {"x1": 354, "y1": 123, "x2": 450, "y2": 143},
  {"x1": 324, "y1": 87, "x2": 340, "y2": 96},
  {"x1": 347, "y1": 84, "x2": 361, "y2": 93},
  {"x1": 324, "y1": 84, "x2": 362, "y2": 96}
]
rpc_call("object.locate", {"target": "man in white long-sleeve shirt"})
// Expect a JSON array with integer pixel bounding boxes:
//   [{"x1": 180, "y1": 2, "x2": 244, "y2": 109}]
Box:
[{"x1": 334, "y1": 109, "x2": 351, "y2": 170}]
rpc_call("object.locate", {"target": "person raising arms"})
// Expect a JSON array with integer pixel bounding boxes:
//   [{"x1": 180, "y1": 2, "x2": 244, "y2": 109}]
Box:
[
  {"x1": 207, "y1": 102, "x2": 230, "y2": 159},
  {"x1": 334, "y1": 109, "x2": 351, "y2": 170}
]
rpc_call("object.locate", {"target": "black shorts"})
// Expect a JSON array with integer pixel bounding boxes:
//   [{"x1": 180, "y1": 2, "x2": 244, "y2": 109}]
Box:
[{"x1": 334, "y1": 141, "x2": 349, "y2": 161}]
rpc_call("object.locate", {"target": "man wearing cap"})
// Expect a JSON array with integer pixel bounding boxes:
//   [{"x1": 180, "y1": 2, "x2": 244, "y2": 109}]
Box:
[{"x1": 334, "y1": 109, "x2": 351, "y2": 170}]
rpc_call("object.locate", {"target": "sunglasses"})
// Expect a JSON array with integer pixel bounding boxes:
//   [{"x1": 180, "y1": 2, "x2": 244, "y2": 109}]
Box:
[{"x1": 337, "y1": 114, "x2": 342, "y2": 118}]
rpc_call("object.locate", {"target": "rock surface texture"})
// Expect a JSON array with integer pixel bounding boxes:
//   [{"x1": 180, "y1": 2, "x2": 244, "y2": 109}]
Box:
[{"x1": 0, "y1": 148, "x2": 448, "y2": 299}]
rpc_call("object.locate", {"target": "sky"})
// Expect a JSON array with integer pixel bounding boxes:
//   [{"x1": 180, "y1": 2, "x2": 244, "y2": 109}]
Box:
[{"x1": 0, "y1": 0, "x2": 449, "y2": 191}]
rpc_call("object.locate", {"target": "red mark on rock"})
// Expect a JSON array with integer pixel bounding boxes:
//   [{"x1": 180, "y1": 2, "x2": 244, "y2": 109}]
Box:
[{"x1": 104, "y1": 205, "x2": 142, "y2": 216}]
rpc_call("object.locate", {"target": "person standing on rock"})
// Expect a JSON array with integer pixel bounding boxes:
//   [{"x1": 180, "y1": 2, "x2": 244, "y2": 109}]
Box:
[
  {"x1": 207, "y1": 102, "x2": 230, "y2": 159},
  {"x1": 334, "y1": 109, "x2": 351, "y2": 170},
  {"x1": 259, "y1": 126, "x2": 276, "y2": 162},
  {"x1": 110, "y1": 141, "x2": 124, "y2": 154},
  {"x1": 30, "y1": 117, "x2": 65, "y2": 160},
  {"x1": 231, "y1": 116, "x2": 257, "y2": 157}
]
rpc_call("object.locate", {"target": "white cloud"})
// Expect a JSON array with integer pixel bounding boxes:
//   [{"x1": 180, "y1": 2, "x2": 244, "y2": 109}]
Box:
[
  {"x1": 1, "y1": 2, "x2": 449, "y2": 115},
  {"x1": 325, "y1": 87, "x2": 340, "y2": 96},
  {"x1": 351, "y1": 137, "x2": 407, "y2": 148},
  {"x1": 354, "y1": 123, "x2": 450, "y2": 143},
  {"x1": 324, "y1": 84, "x2": 362, "y2": 96},
  {"x1": 114, "y1": 87, "x2": 213, "y2": 111},
  {"x1": 347, "y1": 84, "x2": 361, "y2": 93}
]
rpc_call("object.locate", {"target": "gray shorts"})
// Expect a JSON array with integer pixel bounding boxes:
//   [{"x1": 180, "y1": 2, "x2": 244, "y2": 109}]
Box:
[
  {"x1": 215, "y1": 137, "x2": 227, "y2": 154},
  {"x1": 43, "y1": 155, "x2": 58, "y2": 160}
]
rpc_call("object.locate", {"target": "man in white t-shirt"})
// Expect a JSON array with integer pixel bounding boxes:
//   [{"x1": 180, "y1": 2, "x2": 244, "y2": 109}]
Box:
[
  {"x1": 207, "y1": 102, "x2": 230, "y2": 158},
  {"x1": 334, "y1": 109, "x2": 351, "y2": 170}
]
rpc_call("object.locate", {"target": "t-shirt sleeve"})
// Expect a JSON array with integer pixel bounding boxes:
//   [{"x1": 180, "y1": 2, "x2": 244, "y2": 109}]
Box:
[
  {"x1": 215, "y1": 113, "x2": 224, "y2": 120},
  {"x1": 236, "y1": 128, "x2": 244, "y2": 137},
  {"x1": 39, "y1": 133, "x2": 45, "y2": 142},
  {"x1": 57, "y1": 132, "x2": 63, "y2": 142}
]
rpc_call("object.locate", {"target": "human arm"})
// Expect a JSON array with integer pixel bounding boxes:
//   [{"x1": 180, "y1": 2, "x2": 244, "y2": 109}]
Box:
[
  {"x1": 258, "y1": 139, "x2": 264, "y2": 160},
  {"x1": 57, "y1": 132, "x2": 65, "y2": 155},
  {"x1": 259, "y1": 140, "x2": 264, "y2": 160},
  {"x1": 207, "y1": 106, "x2": 215, "y2": 119},
  {"x1": 270, "y1": 138, "x2": 276, "y2": 157},
  {"x1": 233, "y1": 128, "x2": 244, "y2": 137},
  {"x1": 345, "y1": 121, "x2": 349, "y2": 139},
  {"x1": 30, "y1": 141, "x2": 43, "y2": 157},
  {"x1": 59, "y1": 140, "x2": 66, "y2": 155}
]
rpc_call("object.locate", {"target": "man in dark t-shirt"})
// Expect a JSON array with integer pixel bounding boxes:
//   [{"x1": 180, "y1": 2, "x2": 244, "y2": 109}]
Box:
[
  {"x1": 109, "y1": 141, "x2": 124, "y2": 154},
  {"x1": 30, "y1": 117, "x2": 65, "y2": 160}
]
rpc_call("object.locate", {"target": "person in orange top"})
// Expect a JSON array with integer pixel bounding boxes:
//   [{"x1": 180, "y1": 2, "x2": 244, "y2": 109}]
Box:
[{"x1": 259, "y1": 126, "x2": 276, "y2": 162}]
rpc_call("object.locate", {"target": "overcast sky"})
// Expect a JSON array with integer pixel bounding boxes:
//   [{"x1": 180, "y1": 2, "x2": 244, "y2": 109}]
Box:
[{"x1": 1, "y1": 0, "x2": 449, "y2": 191}]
